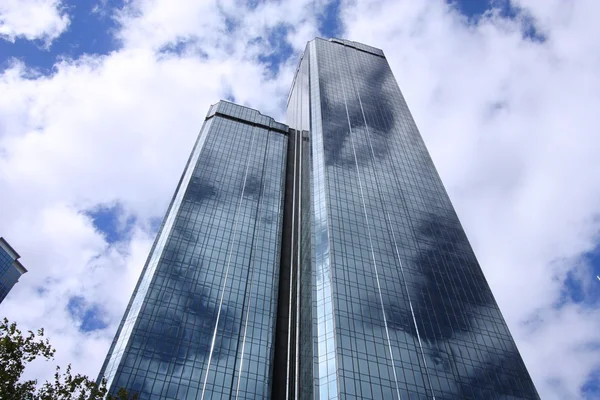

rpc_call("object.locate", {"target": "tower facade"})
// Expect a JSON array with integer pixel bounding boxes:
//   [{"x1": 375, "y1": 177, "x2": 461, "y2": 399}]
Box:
[
  {"x1": 99, "y1": 102, "x2": 288, "y2": 398},
  {"x1": 0, "y1": 237, "x2": 27, "y2": 303},
  {"x1": 285, "y1": 38, "x2": 538, "y2": 399},
  {"x1": 99, "y1": 38, "x2": 539, "y2": 399}
]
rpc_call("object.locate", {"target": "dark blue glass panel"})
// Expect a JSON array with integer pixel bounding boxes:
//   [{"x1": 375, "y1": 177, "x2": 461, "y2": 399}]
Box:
[{"x1": 0, "y1": 242, "x2": 25, "y2": 303}]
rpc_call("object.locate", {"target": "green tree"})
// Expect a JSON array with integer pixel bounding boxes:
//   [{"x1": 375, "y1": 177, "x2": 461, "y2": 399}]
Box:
[{"x1": 0, "y1": 318, "x2": 136, "y2": 400}]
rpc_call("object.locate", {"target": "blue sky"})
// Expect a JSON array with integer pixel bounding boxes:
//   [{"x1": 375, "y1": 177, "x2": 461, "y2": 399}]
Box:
[
  {"x1": 0, "y1": 0, "x2": 122, "y2": 73},
  {"x1": 0, "y1": 0, "x2": 540, "y2": 70},
  {"x1": 1, "y1": 0, "x2": 599, "y2": 398},
  {"x1": 0, "y1": 0, "x2": 538, "y2": 73}
]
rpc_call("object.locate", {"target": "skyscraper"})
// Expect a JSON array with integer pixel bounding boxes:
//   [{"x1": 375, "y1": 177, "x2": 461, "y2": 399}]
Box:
[
  {"x1": 99, "y1": 38, "x2": 539, "y2": 399},
  {"x1": 0, "y1": 237, "x2": 27, "y2": 303},
  {"x1": 99, "y1": 102, "x2": 288, "y2": 399}
]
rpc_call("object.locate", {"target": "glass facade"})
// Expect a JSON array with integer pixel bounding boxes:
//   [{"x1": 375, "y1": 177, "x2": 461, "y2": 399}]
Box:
[
  {"x1": 99, "y1": 101, "x2": 288, "y2": 399},
  {"x1": 0, "y1": 237, "x2": 27, "y2": 303},
  {"x1": 286, "y1": 38, "x2": 539, "y2": 399},
  {"x1": 100, "y1": 38, "x2": 539, "y2": 400}
]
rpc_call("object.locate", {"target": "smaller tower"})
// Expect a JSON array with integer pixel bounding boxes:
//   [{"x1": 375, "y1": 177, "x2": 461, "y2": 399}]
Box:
[{"x1": 0, "y1": 237, "x2": 27, "y2": 303}]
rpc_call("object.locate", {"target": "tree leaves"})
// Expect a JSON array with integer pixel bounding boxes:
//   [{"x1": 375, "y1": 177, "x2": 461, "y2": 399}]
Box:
[{"x1": 0, "y1": 318, "x2": 136, "y2": 400}]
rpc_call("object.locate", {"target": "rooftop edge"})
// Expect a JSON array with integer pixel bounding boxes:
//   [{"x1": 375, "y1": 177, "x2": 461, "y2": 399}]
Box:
[{"x1": 206, "y1": 100, "x2": 289, "y2": 134}]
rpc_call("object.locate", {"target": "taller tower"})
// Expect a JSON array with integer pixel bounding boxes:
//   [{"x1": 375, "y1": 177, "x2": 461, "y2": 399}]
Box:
[
  {"x1": 285, "y1": 38, "x2": 538, "y2": 399},
  {"x1": 99, "y1": 38, "x2": 539, "y2": 399}
]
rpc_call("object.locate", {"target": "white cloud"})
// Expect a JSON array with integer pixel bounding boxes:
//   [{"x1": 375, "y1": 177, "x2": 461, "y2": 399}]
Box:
[
  {"x1": 1, "y1": 0, "x2": 599, "y2": 398},
  {"x1": 0, "y1": 0, "x2": 69, "y2": 46}
]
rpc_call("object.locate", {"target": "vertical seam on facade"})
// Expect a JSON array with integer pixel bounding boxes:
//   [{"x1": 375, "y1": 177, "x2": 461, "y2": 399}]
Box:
[
  {"x1": 269, "y1": 134, "x2": 288, "y2": 398},
  {"x1": 234, "y1": 132, "x2": 271, "y2": 399},
  {"x1": 286, "y1": 129, "x2": 299, "y2": 399},
  {"x1": 344, "y1": 50, "x2": 437, "y2": 398},
  {"x1": 295, "y1": 102, "x2": 303, "y2": 400},
  {"x1": 335, "y1": 47, "x2": 402, "y2": 400},
  {"x1": 309, "y1": 40, "x2": 339, "y2": 400},
  {"x1": 201, "y1": 125, "x2": 258, "y2": 400}
]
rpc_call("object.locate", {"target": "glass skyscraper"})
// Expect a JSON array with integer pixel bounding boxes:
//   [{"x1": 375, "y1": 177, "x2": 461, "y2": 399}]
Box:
[
  {"x1": 99, "y1": 38, "x2": 539, "y2": 399},
  {"x1": 99, "y1": 102, "x2": 288, "y2": 398},
  {"x1": 0, "y1": 237, "x2": 27, "y2": 303}
]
